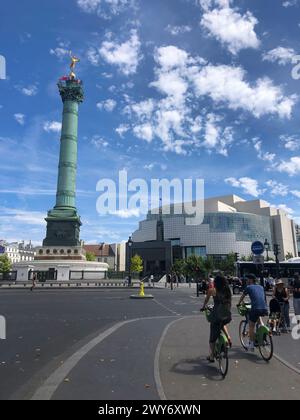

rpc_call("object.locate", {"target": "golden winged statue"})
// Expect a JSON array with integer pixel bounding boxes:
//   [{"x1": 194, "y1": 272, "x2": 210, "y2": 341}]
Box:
[{"x1": 69, "y1": 53, "x2": 80, "y2": 80}]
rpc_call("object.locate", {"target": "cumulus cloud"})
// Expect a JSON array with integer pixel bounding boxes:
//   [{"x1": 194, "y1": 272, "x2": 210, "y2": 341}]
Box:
[
  {"x1": 225, "y1": 177, "x2": 263, "y2": 197},
  {"x1": 262, "y1": 47, "x2": 296, "y2": 66},
  {"x1": 77, "y1": 0, "x2": 135, "y2": 18},
  {"x1": 280, "y1": 134, "x2": 300, "y2": 151},
  {"x1": 16, "y1": 84, "x2": 38, "y2": 96},
  {"x1": 265, "y1": 180, "x2": 288, "y2": 197},
  {"x1": 276, "y1": 157, "x2": 300, "y2": 176},
  {"x1": 43, "y1": 121, "x2": 62, "y2": 133},
  {"x1": 165, "y1": 25, "x2": 192, "y2": 36},
  {"x1": 99, "y1": 30, "x2": 142, "y2": 75},
  {"x1": 200, "y1": 0, "x2": 260, "y2": 55},
  {"x1": 121, "y1": 44, "x2": 296, "y2": 156},
  {"x1": 291, "y1": 190, "x2": 300, "y2": 198},
  {"x1": 190, "y1": 64, "x2": 297, "y2": 118},
  {"x1": 50, "y1": 42, "x2": 70, "y2": 60},
  {"x1": 14, "y1": 113, "x2": 25, "y2": 125},
  {"x1": 277, "y1": 204, "x2": 294, "y2": 216},
  {"x1": 253, "y1": 139, "x2": 276, "y2": 162},
  {"x1": 96, "y1": 99, "x2": 117, "y2": 112},
  {"x1": 282, "y1": 0, "x2": 298, "y2": 7}
]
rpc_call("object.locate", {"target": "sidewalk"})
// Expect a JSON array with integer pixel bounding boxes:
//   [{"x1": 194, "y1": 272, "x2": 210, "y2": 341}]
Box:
[{"x1": 158, "y1": 316, "x2": 300, "y2": 400}]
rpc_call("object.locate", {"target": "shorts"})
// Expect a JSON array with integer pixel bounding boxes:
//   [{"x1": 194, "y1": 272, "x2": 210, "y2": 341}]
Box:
[
  {"x1": 209, "y1": 317, "x2": 231, "y2": 344},
  {"x1": 249, "y1": 309, "x2": 268, "y2": 323}
]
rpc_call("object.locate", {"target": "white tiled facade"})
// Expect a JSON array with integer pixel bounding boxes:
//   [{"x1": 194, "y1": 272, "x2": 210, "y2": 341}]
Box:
[{"x1": 132, "y1": 195, "x2": 298, "y2": 260}]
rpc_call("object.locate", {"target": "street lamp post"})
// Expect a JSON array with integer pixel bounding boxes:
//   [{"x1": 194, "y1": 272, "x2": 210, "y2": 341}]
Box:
[
  {"x1": 264, "y1": 239, "x2": 270, "y2": 262},
  {"x1": 128, "y1": 236, "x2": 133, "y2": 287},
  {"x1": 274, "y1": 244, "x2": 280, "y2": 279}
]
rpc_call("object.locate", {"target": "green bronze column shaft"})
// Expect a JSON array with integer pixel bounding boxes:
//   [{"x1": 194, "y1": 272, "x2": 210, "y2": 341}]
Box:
[
  {"x1": 55, "y1": 94, "x2": 79, "y2": 209},
  {"x1": 43, "y1": 78, "x2": 84, "y2": 247}
]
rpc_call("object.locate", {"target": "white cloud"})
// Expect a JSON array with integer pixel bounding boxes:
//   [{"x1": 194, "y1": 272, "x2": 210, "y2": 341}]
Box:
[
  {"x1": 200, "y1": 0, "x2": 260, "y2": 55},
  {"x1": 18, "y1": 85, "x2": 38, "y2": 96},
  {"x1": 116, "y1": 124, "x2": 130, "y2": 138},
  {"x1": 43, "y1": 121, "x2": 62, "y2": 133},
  {"x1": 282, "y1": 0, "x2": 298, "y2": 7},
  {"x1": 91, "y1": 135, "x2": 109, "y2": 148},
  {"x1": 154, "y1": 46, "x2": 189, "y2": 70},
  {"x1": 97, "y1": 99, "x2": 117, "y2": 112},
  {"x1": 111, "y1": 208, "x2": 140, "y2": 218},
  {"x1": 133, "y1": 124, "x2": 154, "y2": 143},
  {"x1": 165, "y1": 25, "x2": 192, "y2": 36},
  {"x1": 87, "y1": 47, "x2": 100, "y2": 65},
  {"x1": 0, "y1": 207, "x2": 45, "y2": 226},
  {"x1": 99, "y1": 30, "x2": 142, "y2": 75},
  {"x1": 225, "y1": 177, "x2": 263, "y2": 197},
  {"x1": 14, "y1": 113, "x2": 25, "y2": 125},
  {"x1": 202, "y1": 113, "x2": 233, "y2": 156},
  {"x1": 50, "y1": 45, "x2": 70, "y2": 60},
  {"x1": 77, "y1": 0, "x2": 134, "y2": 18},
  {"x1": 253, "y1": 140, "x2": 276, "y2": 162},
  {"x1": 190, "y1": 64, "x2": 297, "y2": 118},
  {"x1": 265, "y1": 180, "x2": 288, "y2": 197},
  {"x1": 276, "y1": 157, "x2": 300, "y2": 176},
  {"x1": 280, "y1": 134, "x2": 300, "y2": 151},
  {"x1": 291, "y1": 190, "x2": 300, "y2": 198},
  {"x1": 262, "y1": 47, "x2": 296, "y2": 66},
  {"x1": 277, "y1": 204, "x2": 294, "y2": 216}
]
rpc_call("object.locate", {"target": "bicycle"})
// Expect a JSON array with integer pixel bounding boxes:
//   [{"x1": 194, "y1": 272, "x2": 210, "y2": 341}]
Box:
[
  {"x1": 203, "y1": 305, "x2": 230, "y2": 378},
  {"x1": 237, "y1": 303, "x2": 274, "y2": 362}
]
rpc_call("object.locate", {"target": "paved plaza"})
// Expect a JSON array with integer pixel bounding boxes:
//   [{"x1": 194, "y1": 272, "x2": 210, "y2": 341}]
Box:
[{"x1": 0, "y1": 287, "x2": 299, "y2": 400}]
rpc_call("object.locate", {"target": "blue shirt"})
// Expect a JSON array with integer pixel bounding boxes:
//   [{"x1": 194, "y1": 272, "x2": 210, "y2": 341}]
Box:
[{"x1": 244, "y1": 285, "x2": 267, "y2": 311}]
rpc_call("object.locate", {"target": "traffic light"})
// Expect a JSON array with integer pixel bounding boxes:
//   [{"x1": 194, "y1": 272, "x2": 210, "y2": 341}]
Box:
[{"x1": 235, "y1": 253, "x2": 240, "y2": 262}]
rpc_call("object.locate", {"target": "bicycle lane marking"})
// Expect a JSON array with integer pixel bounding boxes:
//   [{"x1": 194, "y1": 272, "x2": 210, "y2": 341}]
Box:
[{"x1": 31, "y1": 315, "x2": 178, "y2": 400}]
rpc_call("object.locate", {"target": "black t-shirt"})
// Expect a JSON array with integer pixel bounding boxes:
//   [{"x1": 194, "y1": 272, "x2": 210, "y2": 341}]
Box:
[{"x1": 293, "y1": 279, "x2": 300, "y2": 299}]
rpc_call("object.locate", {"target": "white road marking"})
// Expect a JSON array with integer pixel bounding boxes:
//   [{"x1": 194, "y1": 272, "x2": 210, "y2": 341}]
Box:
[
  {"x1": 154, "y1": 318, "x2": 183, "y2": 401},
  {"x1": 31, "y1": 315, "x2": 176, "y2": 400}
]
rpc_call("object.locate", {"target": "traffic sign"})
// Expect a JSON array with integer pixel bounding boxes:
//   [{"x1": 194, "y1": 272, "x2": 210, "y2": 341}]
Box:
[
  {"x1": 0, "y1": 246, "x2": 5, "y2": 254},
  {"x1": 253, "y1": 255, "x2": 264, "y2": 265},
  {"x1": 251, "y1": 241, "x2": 264, "y2": 255}
]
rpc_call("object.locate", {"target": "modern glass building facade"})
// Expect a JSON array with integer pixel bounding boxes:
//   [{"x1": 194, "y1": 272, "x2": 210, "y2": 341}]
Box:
[{"x1": 132, "y1": 195, "x2": 297, "y2": 260}]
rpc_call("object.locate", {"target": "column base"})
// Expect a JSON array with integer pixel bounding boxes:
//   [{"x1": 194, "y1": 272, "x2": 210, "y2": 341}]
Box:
[{"x1": 43, "y1": 208, "x2": 82, "y2": 247}]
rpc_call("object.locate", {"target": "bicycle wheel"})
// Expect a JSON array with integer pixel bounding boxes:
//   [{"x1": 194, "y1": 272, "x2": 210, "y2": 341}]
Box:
[
  {"x1": 239, "y1": 320, "x2": 249, "y2": 350},
  {"x1": 218, "y1": 345, "x2": 229, "y2": 378},
  {"x1": 258, "y1": 331, "x2": 274, "y2": 362}
]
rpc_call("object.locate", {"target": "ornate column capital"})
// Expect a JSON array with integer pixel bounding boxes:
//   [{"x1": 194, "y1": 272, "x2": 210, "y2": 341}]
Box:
[{"x1": 58, "y1": 79, "x2": 84, "y2": 104}]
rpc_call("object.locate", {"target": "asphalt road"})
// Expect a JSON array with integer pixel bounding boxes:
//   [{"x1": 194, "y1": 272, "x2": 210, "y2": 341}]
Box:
[{"x1": 0, "y1": 287, "x2": 299, "y2": 400}]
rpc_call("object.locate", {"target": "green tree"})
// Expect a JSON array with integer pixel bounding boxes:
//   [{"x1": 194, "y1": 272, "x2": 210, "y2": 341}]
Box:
[
  {"x1": 285, "y1": 252, "x2": 294, "y2": 260},
  {"x1": 0, "y1": 255, "x2": 12, "y2": 274},
  {"x1": 203, "y1": 256, "x2": 215, "y2": 278},
  {"x1": 172, "y1": 259, "x2": 186, "y2": 277},
  {"x1": 131, "y1": 254, "x2": 143, "y2": 274},
  {"x1": 86, "y1": 252, "x2": 96, "y2": 262},
  {"x1": 215, "y1": 253, "x2": 236, "y2": 276},
  {"x1": 185, "y1": 255, "x2": 205, "y2": 281}
]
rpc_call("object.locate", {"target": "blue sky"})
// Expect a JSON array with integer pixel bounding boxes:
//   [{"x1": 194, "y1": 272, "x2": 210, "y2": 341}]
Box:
[{"x1": 1, "y1": 0, "x2": 300, "y2": 245}]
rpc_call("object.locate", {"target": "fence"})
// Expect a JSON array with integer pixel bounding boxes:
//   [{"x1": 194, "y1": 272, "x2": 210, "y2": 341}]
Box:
[
  {"x1": 69, "y1": 271, "x2": 107, "y2": 281},
  {"x1": 0, "y1": 271, "x2": 17, "y2": 281}
]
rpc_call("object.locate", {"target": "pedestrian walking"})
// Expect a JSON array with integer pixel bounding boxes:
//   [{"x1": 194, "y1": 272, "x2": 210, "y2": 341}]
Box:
[
  {"x1": 30, "y1": 273, "x2": 37, "y2": 292},
  {"x1": 150, "y1": 274, "x2": 154, "y2": 288},
  {"x1": 273, "y1": 279, "x2": 291, "y2": 331},
  {"x1": 292, "y1": 275, "x2": 300, "y2": 324}
]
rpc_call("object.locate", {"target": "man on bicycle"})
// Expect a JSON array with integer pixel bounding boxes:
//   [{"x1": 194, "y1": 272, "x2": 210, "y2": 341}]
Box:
[{"x1": 238, "y1": 274, "x2": 268, "y2": 351}]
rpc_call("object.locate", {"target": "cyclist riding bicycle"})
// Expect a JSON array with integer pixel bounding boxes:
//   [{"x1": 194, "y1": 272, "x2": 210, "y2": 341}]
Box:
[
  {"x1": 238, "y1": 274, "x2": 268, "y2": 352},
  {"x1": 201, "y1": 275, "x2": 232, "y2": 363}
]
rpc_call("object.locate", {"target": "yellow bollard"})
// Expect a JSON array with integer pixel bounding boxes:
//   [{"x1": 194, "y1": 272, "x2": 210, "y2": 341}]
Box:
[{"x1": 139, "y1": 281, "x2": 145, "y2": 298}]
